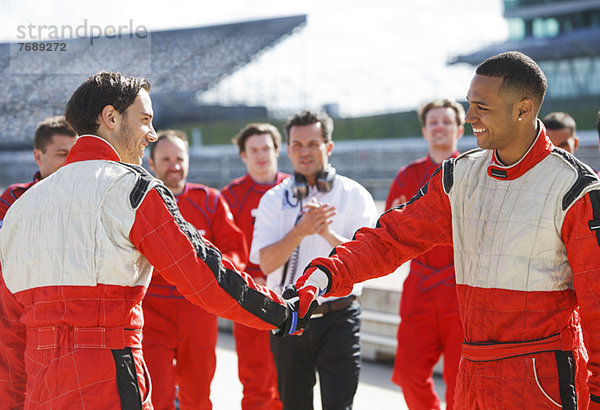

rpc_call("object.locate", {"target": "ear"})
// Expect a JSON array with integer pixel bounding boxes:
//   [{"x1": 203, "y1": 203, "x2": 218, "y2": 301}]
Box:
[
  {"x1": 99, "y1": 105, "x2": 119, "y2": 130},
  {"x1": 457, "y1": 125, "x2": 465, "y2": 139},
  {"x1": 33, "y1": 148, "x2": 43, "y2": 168},
  {"x1": 573, "y1": 136, "x2": 580, "y2": 152},
  {"x1": 240, "y1": 151, "x2": 248, "y2": 164},
  {"x1": 326, "y1": 141, "x2": 334, "y2": 157},
  {"x1": 515, "y1": 97, "x2": 534, "y2": 121}
]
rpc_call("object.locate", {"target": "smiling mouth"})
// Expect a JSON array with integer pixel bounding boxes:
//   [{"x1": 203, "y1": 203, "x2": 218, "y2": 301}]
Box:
[{"x1": 472, "y1": 127, "x2": 487, "y2": 134}]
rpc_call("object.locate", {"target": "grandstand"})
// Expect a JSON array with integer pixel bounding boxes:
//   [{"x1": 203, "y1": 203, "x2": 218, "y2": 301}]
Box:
[{"x1": 0, "y1": 15, "x2": 306, "y2": 148}]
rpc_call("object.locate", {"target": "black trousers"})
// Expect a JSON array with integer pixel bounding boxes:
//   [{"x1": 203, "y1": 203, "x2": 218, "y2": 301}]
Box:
[{"x1": 270, "y1": 301, "x2": 361, "y2": 410}]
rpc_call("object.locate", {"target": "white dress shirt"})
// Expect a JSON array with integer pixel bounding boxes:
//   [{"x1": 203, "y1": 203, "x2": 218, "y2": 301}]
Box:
[{"x1": 250, "y1": 174, "x2": 378, "y2": 303}]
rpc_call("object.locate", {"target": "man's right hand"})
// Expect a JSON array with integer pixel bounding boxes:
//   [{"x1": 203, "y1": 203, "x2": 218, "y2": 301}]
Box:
[{"x1": 295, "y1": 265, "x2": 330, "y2": 317}]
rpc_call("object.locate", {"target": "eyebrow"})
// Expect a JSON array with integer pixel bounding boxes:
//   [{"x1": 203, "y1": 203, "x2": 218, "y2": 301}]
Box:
[{"x1": 466, "y1": 96, "x2": 489, "y2": 107}]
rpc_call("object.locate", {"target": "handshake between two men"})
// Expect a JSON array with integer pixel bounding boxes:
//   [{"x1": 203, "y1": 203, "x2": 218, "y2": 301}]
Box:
[{"x1": 273, "y1": 265, "x2": 331, "y2": 336}]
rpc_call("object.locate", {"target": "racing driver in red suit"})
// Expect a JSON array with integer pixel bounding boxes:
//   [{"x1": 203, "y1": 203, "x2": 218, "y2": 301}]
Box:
[
  {"x1": 294, "y1": 52, "x2": 600, "y2": 409},
  {"x1": 0, "y1": 115, "x2": 77, "y2": 225},
  {"x1": 0, "y1": 72, "x2": 301, "y2": 410},
  {"x1": 143, "y1": 130, "x2": 248, "y2": 409},
  {"x1": 386, "y1": 99, "x2": 464, "y2": 410},
  {"x1": 222, "y1": 123, "x2": 289, "y2": 410}
]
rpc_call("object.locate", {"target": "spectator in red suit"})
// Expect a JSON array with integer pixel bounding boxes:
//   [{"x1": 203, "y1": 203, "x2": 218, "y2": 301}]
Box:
[
  {"x1": 0, "y1": 115, "x2": 77, "y2": 225},
  {"x1": 386, "y1": 99, "x2": 465, "y2": 410},
  {"x1": 144, "y1": 130, "x2": 248, "y2": 410},
  {"x1": 222, "y1": 123, "x2": 289, "y2": 410},
  {"x1": 542, "y1": 112, "x2": 579, "y2": 154}
]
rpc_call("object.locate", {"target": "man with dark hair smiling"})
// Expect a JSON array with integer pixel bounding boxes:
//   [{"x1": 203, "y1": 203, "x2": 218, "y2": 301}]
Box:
[
  {"x1": 294, "y1": 52, "x2": 600, "y2": 408},
  {"x1": 0, "y1": 72, "x2": 298, "y2": 409},
  {"x1": 251, "y1": 110, "x2": 378, "y2": 410}
]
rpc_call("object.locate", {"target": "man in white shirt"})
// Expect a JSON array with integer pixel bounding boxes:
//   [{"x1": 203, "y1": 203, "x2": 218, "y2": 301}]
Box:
[{"x1": 250, "y1": 110, "x2": 378, "y2": 410}]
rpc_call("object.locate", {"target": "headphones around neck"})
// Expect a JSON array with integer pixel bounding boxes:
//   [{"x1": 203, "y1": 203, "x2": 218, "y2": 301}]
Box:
[{"x1": 292, "y1": 167, "x2": 336, "y2": 200}]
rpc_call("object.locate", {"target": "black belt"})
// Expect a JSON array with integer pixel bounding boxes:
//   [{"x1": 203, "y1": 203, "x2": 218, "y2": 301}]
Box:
[{"x1": 311, "y1": 295, "x2": 357, "y2": 318}]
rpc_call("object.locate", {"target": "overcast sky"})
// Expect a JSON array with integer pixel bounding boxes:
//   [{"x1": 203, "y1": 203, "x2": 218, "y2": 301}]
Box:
[{"x1": 2, "y1": 0, "x2": 508, "y2": 116}]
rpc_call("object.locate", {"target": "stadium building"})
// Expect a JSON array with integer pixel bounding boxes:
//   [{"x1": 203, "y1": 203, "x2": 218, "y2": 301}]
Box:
[
  {"x1": 0, "y1": 15, "x2": 306, "y2": 149},
  {"x1": 0, "y1": 16, "x2": 306, "y2": 187},
  {"x1": 449, "y1": 0, "x2": 600, "y2": 127}
]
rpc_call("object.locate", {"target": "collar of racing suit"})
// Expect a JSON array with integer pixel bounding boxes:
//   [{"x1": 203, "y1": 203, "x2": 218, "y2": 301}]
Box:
[
  {"x1": 246, "y1": 172, "x2": 288, "y2": 193},
  {"x1": 64, "y1": 135, "x2": 122, "y2": 165},
  {"x1": 487, "y1": 119, "x2": 552, "y2": 181},
  {"x1": 32, "y1": 170, "x2": 42, "y2": 184}
]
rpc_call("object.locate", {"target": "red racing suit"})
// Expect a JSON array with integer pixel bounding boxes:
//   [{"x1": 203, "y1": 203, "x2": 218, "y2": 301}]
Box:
[
  {"x1": 222, "y1": 172, "x2": 289, "y2": 410},
  {"x1": 303, "y1": 124, "x2": 600, "y2": 409},
  {"x1": 0, "y1": 136, "x2": 291, "y2": 410},
  {"x1": 386, "y1": 153, "x2": 463, "y2": 410},
  {"x1": 0, "y1": 171, "x2": 42, "y2": 224},
  {"x1": 142, "y1": 182, "x2": 248, "y2": 410}
]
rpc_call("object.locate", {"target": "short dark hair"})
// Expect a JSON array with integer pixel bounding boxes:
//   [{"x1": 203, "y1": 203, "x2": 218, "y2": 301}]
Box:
[
  {"x1": 418, "y1": 99, "x2": 465, "y2": 127},
  {"x1": 65, "y1": 71, "x2": 150, "y2": 136},
  {"x1": 149, "y1": 129, "x2": 188, "y2": 160},
  {"x1": 33, "y1": 115, "x2": 77, "y2": 152},
  {"x1": 476, "y1": 51, "x2": 547, "y2": 108},
  {"x1": 284, "y1": 110, "x2": 333, "y2": 143},
  {"x1": 542, "y1": 112, "x2": 576, "y2": 135},
  {"x1": 232, "y1": 123, "x2": 282, "y2": 154}
]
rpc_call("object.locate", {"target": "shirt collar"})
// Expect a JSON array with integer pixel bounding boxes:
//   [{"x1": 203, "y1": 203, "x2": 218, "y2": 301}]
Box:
[
  {"x1": 64, "y1": 135, "x2": 121, "y2": 165},
  {"x1": 247, "y1": 172, "x2": 284, "y2": 192},
  {"x1": 487, "y1": 119, "x2": 552, "y2": 181},
  {"x1": 174, "y1": 182, "x2": 190, "y2": 199}
]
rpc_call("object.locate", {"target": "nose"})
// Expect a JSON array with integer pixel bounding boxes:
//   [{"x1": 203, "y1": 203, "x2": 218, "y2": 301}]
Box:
[
  {"x1": 465, "y1": 106, "x2": 475, "y2": 123},
  {"x1": 168, "y1": 162, "x2": 181, "y2": 171},
  {"x1": 298, "y1": 146, "x2": 311, "y2": 155},
  {"x1": 146, "y1": 124, "x2": 157, "y2": 142}
]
